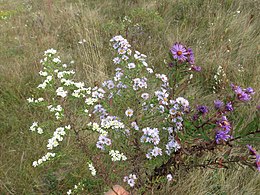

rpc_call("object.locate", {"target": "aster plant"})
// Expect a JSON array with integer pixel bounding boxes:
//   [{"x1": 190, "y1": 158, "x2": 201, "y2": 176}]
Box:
[{"x1": 27, "y1": 36, "x2": 260, "y2": 194}]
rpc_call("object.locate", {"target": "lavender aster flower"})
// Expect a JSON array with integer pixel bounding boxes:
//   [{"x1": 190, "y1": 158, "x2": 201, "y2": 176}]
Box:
[
  {"x1": 170, "y1": 43, "x2": 188, "y2": 62},
  {"x1": 225, "y1": 102, "x2": 233, "y2": 111},
  {"x1": 217, "y1": 116, "x2": 231, "y2": 131},
  {"x1": 197, "y1": 105, "x2": 209, "y2": 115},
  {"x1": 245, "y1": 87, "x2": 254, "y2": 94},
  {"x1": 215, "y1": 130, "x2": 232, "y2": 144},
  {"x1": 191, "y1": 65, "x2": 202, "y2": 72},
  {"x1": 231, "y1": 84, "x2": 253, "y2": 102},
  {"x1": 187, "y1": 48, "x2": 195, "y2": 64},
  {"x1": 214, "y1": 100, "x2": 224, "y2": 110}
]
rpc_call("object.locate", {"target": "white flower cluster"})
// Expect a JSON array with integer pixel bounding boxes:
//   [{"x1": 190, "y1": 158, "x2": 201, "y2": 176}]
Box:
[
  {"x1": 87, "y1": 122, "x2": 108, "y2": 136},
  {"x1": 100, "y1": 116, "x2": 125, "y2": 130},
  {"x1": 165, "y1": 130, "x2": 181, "y2": 155},
  {"x1": 213, "y1": 65, "x2": 226, "y2": 93},
  {"x1": 88, "y1": 162, "x2": 97, "y2": 176},
  {"x1": 133, "y1": 77, "x2": 148, "y2": 91},
  {"x1": 140, "y1": 127, "x2": 160, "y2": 145},
  {"x1": 155, "y1": 88, "x2": 170, "y2": 106},
  {"x1": 123, "y1": 174, "x2": 137, "y2": 187},
  {"x1": 29, "y1": 122, "x2": 44, "y2": 134},
  {"x1": 67, "y1": 181, "x2": 85, "y2": 195},
  {"x1": 47, "y1": 104, "x2": 63, "y2": 119},
  {"x1": 27, "y1": 97, "x2": 44, "y2": 104},
  {"x1": 134, "y1": 51, "x2": 148, "y2": 67},
  {"x1": 56, "y1": 87, "x2": 68, "y2": 98},
  {"x1": 57, "y1": 70, "x2": 75, "y2": 79},
  {"x1": 44, "y1": 48, "x2": 57, "y2": 56},
  {"x1": 32, "y1": 152, "x2": 55, "y2": 167},
  {"x1": 110, "y1": 35, "x2": 131, "y2": 60},
  {"x1": 168, "y1": 97, "x2": 189, "y2": 131},
  {"x1": 92, "y1": 87, "x2": 106, "y2": 99},
  {"x1": 175, "y1": 97, "x2": 189, "y2": 108},
  {"x1": 131, "y1": 121, "x2": 139, "y2": 130},
  {"x1": 109, "y1": 150, "x2": 127, "y2": 161},
  {"x1": 72, "y1": 84, "x2": 91, "y2": 98},
  {"x1": 47, "y1": 125, "x2": 70, "y2": 150},
  {"x1": 146, "y1": 146, "x2": 163, "y2": 159},
  {"x1": 37, "y1": 75, "x2": 53, "y2": 89}
]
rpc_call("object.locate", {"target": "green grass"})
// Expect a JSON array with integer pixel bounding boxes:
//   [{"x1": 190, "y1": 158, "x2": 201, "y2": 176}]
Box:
[{"x1": 0, "y1": 0, "x2": 259, "y2": 194}]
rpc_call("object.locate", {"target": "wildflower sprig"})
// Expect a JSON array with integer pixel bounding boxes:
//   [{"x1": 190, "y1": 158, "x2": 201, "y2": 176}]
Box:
[{"x1": 28, "y1": 36, "x2": 259, "y2": 193}]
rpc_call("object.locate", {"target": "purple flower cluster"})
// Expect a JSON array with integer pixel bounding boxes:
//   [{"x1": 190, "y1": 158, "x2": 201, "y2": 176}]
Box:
[
  {"x1": 215, "y1": 116, "x2": 232, "y2": 144},
  {"x1": 225, "y1": 102, "x2": 233, "y2": 112},
  {"x1": 197, "y1": 105, "x2": 209, "y2": 115},
  {"x1": 214, "y1": 100, "x2": 224, "y2": 110},
  {"x1": 231, "y1": 84, "x2": 254, "y2": 102},
  {"x1": 96, "y1": 135, "x2": 111, "y2": 150},
  {"x1": 247, "y1": 145, "x2": 260, "y2": 172},
  {"x1": 170, "y1": 43, "x2": 198, "y2": 65}
]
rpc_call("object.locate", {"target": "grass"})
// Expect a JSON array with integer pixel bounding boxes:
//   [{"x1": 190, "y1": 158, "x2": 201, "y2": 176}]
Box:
[{"x1": 0, "y1": 0, "x2": 259, "y2": 194}]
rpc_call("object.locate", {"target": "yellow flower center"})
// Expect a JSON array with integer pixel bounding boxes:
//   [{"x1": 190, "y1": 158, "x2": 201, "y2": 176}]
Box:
[{"x1": 177, "y1": 51, "x2": 182, "y2": 56}]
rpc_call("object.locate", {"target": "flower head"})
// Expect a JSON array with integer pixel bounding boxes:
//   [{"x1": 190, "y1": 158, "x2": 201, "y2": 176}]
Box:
[
  {"x1": 125, "y1": 108, "x2": 134, "y2": 117},
  {"x1": 187, "y1": 48, "x2": 195, "y2": 64},
  {"x1": 225, "y1": 102, "x2": 233, "y2": 112},
  {"x1": 214, "y1": 100, "x2": 224, "y2": 110},
  {"x1": 197, "y1": 105, "x2": 209, "y2": 115},
  {"x1": 170, "y1": 43, "x2": 188, "y2": 62},
  {"x1": 167, "y1": 174, "x2": 173, "y2": 181}
]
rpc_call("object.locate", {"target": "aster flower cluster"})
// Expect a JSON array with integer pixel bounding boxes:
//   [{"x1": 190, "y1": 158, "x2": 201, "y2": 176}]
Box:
[
  {"x1": 163, "y1": 127, "x2": 181, "y2": 155},
  {"x1": 96, "y1": 135, "x2": 111, "y2": 150},
  {"x1": 47, "y1": 104, "x2": 64, "y2": 120},
  {"x1": 47, "y1": 125, "x2": 71, "y2": 150},
  {"x1": 231, "y1": 84, "x2": 255, "y2": 102},
  {"x1": 29, "y1": 122, "x2": 43, "y2": 134},
  {"x1": 27, "y1": 97, "x2": 44, "y2": 104},
  {"x1": 133, "y1": 77, "x2": 148, "y2": 91},
  {"x1": 32, "y1": 152, "x2": 56, "y2": 167},
  {"x1": 215, "y1": 116, "x2": 232, "y2": 144},
  {"x1": 109, "y1": 150, "x2": 127, "y2": 161},
  {"x1": 88, "y1": 162, "x2": 97, "y2": 176},
  {"x1": 28, "y1": 36, "x2": 260, "y2": 194},
  {"x1": 123, "y1": 174, "x2": 137, "y2": 187},
  {"x1": 170, "y1": 43, "x2": 193, "y2": 63}
]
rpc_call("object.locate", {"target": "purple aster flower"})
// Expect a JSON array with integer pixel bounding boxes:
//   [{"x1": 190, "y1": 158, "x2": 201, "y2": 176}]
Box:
[
  {"x1": 231, "y1": 84, "x2": 253, "y2": 102},
  {"x1": 187, "y1": 48, "x2": 195, "y2": 64},
  {"x1": 217, "y1": 116, "x2": 231, "y2": 132},
  {"x1": 225, "y1": 102, "x2": 233, "y2": 112},
  {"x1": 214, "y1": 100, "x2": 224, "y2": 110},
  {"x1": 237, "y1": 91, "x2": 251, "y2": 101},
  {"x1": 245, "y1": 87, "x2": 254, "y2": 94},
  {"x1": 257, "y1": 104, "x2": 260, "y2": 111},
  {"x1": 197, "y1": 105, "x2": 209, "y2": 115},
  {"x1": 246, "y1": 145, "x2": 257, "y2": 156},
  {"x1": 191, "y1": 65, "x2": 202, "y2": 72},
  {"x1": 170, "y1": 43, "x2": 188, "y2": 62},
  {"x1": 215, "y1": 130, "x2": 232, "y2": 144}
]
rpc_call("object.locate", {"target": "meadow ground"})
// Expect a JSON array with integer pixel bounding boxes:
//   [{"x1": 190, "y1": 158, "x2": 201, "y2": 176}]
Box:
[{"x1": 0, "y1": 0, "x2": 260, "y2": 194}]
